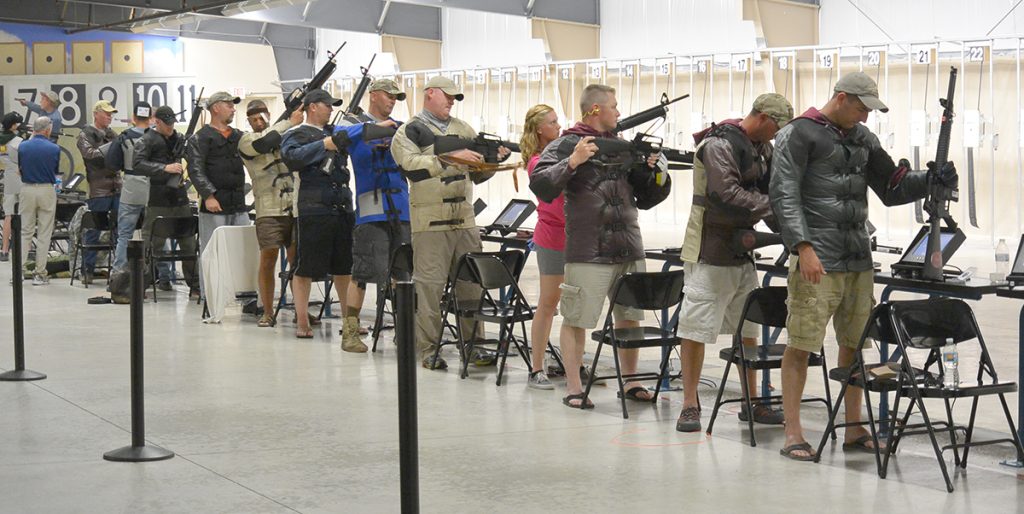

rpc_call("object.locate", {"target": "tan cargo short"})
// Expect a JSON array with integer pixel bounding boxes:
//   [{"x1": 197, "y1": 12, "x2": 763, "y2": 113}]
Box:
[
  {"x1": 786, "y1": 258, "x2": 874, "y2": 353},
  {"x1": 678, "y1": 261, "x2": 760, "y2": 344},
  {"x1": 560, "y1": 260, "x2": 646, "y2": 329}
]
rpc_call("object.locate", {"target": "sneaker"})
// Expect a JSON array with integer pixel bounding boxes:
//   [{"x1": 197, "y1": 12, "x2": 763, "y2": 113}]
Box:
[
  {"x1": 527, "y1": 370, "x2": 554, "y2": 390},
  {"x1": 421, "y1": 355, "x2": 448, "y2": 370},
  {"x1": 675, "y1": 406, "x2": 702, "y2": 433},
  {"x1": 0, "y1": 252, "x2": 8, "y2": 262},
  {"x1": 739, "y1": 404, "x2": 785, "y2": 425},
  {"x1": 32, "y1": 275, "x2": 49, "y2": 286},
  {"x1": 157, "y1": 280, "x2": 173, "y2": 291}
]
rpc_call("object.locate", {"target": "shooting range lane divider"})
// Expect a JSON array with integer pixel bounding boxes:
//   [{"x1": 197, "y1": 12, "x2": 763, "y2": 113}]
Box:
[
  {"x1": 0, "y1": 213, "x2": 46, "y2": 382},
  {"x1": 394, "y1": 280, "x2": 419, "y2": 513},
  {"x1": 103, "y1": 240, "x2": 173, "y2": 463}
]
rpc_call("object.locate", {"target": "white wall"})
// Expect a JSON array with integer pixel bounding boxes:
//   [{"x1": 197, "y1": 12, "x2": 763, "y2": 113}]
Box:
[
  {"x1": 600, "y1": 0, "x2": 758, "y2": 59},
  {"x1": 819, "y1": 0, "x2": 1024, "y2": 45},
  {"x1": 314, "y1": 28, "x2": 396, "y2": 77},
  {"x1": 441, "y1": 8, "x2": 547, "y2": 68}
]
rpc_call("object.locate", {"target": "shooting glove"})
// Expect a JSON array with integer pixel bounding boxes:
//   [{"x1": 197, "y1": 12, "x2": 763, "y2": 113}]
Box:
[{"x1": 926, "y1": 160, "x2": 959, "y2": 189}]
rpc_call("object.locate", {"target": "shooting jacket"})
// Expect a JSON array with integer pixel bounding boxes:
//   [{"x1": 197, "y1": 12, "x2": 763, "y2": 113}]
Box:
[
  {"x1": 186, "y1": 125, "x2": 247, "y2": 214},
  {"x1": 770, "y1": 108, "x2": 929, "y2": 273},
  {"x1": 682, "y1": 120, "x2": 775, "y2": 266},
  {"x1": 390, "y1": 113, "x2": 494, "y2": 234},
  {"x1": 133, "y1": 129, "x2": 190, "y2": 208},
  {"x1": 280, "y1": 124, "x2": 353, "y2": 217},
  {"x1": 530, "y1": 122, "x2": 671, "y2": 264},
  {"x1": 77, "y1": 125, "x2": 121, "y2": 199},
  {"x1": 239, "y1": 119, "x2": 295, "y2": 218}
]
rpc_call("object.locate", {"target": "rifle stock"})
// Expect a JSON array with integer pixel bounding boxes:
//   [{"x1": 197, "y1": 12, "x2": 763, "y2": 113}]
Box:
[{"x1": 433, "y1": 133, "x2": 519, "y2": 163}]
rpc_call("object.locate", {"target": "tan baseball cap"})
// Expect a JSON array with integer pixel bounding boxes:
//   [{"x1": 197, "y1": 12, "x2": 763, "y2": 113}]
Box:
[
  {"x1": 423, "y1": 76, "x2": 463, "y2": 101},
  {"x1": 369, "y1": 78, "x2": 406, "y2": 101},
  {"x1": 41, "y1": 91, "x2": 59, "y2": 105},
  {"x1": 834, "y1": 71, "x2": 888, "y2": 113},
  {"x1": 206, "y1": 91, "x2": 241, "y2": 110},
  {"x1": 752, "y1": 93, "x2": 793, "y2": 127},
  {"x1": 93, "y1": 100, "x2": 117, "y2": 113}
]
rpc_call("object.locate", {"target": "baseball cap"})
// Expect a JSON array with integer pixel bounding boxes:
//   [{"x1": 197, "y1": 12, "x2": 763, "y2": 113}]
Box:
[
  {"x1": 154, "y1": 106, "x2": 177, "y2": 125},
  {"x1": 302, "y1": 89, "x2": 343, "y2": 107},
  {"x1": 206, "y1": 91, "x2": 241, "y2": 110},
  {"x1": 41, "y1": 91, "x2": 59, "y2": 105},
  {"x1": 93, "y1": 100, "x2": 117, "y2": 113},
  {"x1": 752, "y1": 93, "x2": 794, "y2": 128},
  {"x1": 369, "y1": 79, "x2": 406, "y2": 101},
  {"x1": 2, "y1": 112, "x2": 23, "y2": 131},
  {"x1": 423, "y1": 76, "x2": 463, "y2": 101},
  {"x1": 134, "y1": 101, "x2": 152, "y2": 119},
  {"x1": 834, "y1": 71, "x2": 888, "y2": 113}
]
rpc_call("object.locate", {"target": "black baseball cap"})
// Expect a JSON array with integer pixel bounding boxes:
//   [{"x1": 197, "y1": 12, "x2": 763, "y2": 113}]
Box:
[
  {"x1": 302, "y1": 89, "x2": 343, "y2": 108},
  {"x1": 134, "y1": 101, "x2": 152, "y2": 119},
  {"x1": 2, "y1": 111, "x2": 23, "y2": 131},
  {"x1": 154, "y1": 106, "x2": 177, "y2": 125}
]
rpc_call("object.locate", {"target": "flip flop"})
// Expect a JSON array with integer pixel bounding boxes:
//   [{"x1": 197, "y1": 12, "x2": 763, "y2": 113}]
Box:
[
  {"x1": 562, "y1": 393, "x2": 594, "y2": 410},
  {"x1": 295, "y1": 328, "x2": 314, "y2": 339},
  {"x1": 843, "y1": 434, "x2": 885, "y2": 453},
  {"x1": 779, "y1": 442, "x2": 817, "y2": 461},
  {"x1": 617, "y1": 385, "x2": 655, "y2": 402}
]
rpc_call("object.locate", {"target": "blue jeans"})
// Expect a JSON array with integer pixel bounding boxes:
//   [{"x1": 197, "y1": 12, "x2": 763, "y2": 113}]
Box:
[
  {"x1": 83, "y1": 195, "x2": 120, "y2": 273},
  {"x1": 113, "y1": 202, "x2": 142, "y2": 273}
]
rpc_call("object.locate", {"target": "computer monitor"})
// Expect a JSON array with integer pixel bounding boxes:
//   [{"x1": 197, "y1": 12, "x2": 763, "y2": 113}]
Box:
[
  {"x1": 891, "y1": 225, "x2": 966, "y2": 274},
  {"x1": 486, "y1": 199, "x2": 536, "y2": 234}
]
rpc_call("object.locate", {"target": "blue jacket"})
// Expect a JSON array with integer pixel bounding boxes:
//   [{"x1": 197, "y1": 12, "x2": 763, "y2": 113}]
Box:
[
  {"x1": 339, "y1": 120, "x2": 409, "y2": 224},
  {"x1": 281, "y1": 124, "x2": 353, "y2": 217},
  {"x1": 17, "y1": 135, "x2": 60, "y2": 184}
]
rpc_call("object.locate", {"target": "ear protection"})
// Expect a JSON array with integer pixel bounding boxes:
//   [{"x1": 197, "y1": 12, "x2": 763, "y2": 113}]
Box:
[{"x1": 583, "y1": 106, "x2": 601, "y2": 117}]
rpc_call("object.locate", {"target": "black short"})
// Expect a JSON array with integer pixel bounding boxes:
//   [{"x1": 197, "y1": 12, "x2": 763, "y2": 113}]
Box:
[{"x1": 295, "y1": 213, "x2": 354, "y2": 278}]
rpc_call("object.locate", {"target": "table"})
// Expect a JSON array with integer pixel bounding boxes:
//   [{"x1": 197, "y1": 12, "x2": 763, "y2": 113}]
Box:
[
  {"x1": 994, "y1": 285, "x2": 1024, "y2": 468},
  {"x1": 200, "y1": 225, "x2": 259, "y2": 323}
]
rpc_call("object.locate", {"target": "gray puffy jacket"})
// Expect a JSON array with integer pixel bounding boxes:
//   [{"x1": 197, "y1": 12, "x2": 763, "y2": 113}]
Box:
[{"x1": 770, "y1": 112, "x2": 928, "y2": 273}]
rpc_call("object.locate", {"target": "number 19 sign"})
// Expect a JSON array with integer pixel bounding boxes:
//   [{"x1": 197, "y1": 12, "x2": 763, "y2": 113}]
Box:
[{"x1": 0, "y1": 73, "x2": 199, "y2": 129}]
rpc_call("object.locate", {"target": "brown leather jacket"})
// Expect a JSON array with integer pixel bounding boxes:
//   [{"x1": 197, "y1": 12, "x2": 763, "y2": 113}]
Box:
[
  {"x1": 530, "y1": 122, "x2": 671, "y2": 264},
  {"x1": 681, "y1": 121, "x2": 775, "y2": 266},
  {"x1": 77, "y1": 125, "x2": 121, "y2": 198}
]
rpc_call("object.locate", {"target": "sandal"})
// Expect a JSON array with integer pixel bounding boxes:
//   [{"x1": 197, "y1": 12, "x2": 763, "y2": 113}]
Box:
[
  {"x1": 842, "y1": 434, "x2": 885, "y2": 453},
  {"x1": 617, "y1": 385, "x2": 655, "y2": 402},
  {"x1": 779, "y1": 442, "x2": 816, "y2": 461},
  {"x1": 562, "y1": 393, "x2": 594, "y2": 410},
  {"x1": 295, "y1": 328, "x2": 314, "y2": 339},
  {"x1": 257, "y1": 315, "x2": 275, "y2": 328},
  {"x1": 293, "y1": 313, "x2": 322, "y2": 326}
]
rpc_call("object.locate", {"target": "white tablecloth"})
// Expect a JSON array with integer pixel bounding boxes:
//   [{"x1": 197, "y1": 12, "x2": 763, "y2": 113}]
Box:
[{"x1": 201, "y1": 225, "x2": 259, "y2": 323}]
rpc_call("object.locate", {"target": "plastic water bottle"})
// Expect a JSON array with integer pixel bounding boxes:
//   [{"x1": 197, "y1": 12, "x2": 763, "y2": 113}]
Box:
[
  {"x1": 994, "y1": 238, "x2": 1010, "y2": 282},
  {"x1": 941, "y1": 338, "x2": 959, "y2": 389},
  {"x1": 54, "y1": 176, "x2": 62, "y2": 192}
]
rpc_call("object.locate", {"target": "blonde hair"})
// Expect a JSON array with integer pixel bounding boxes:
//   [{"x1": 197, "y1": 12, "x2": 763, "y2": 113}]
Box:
[{"x1": 519, "y1": 104, "x2": 556, "y2": 158}]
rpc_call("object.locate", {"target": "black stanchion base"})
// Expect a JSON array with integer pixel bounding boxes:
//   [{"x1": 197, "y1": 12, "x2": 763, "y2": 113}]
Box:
[
  {"x1": 103, "y1": 445, "x2": 174, "y2": 462},
  {"x1": 0, "y1": 369, "x2": 47, "y2": 381}
]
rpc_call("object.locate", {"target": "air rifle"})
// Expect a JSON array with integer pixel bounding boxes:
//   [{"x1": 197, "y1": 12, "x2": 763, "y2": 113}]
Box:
[
  {"x1": 614, "y1": 92, "x2": 689, "y2": 133},
  {"x1": 433, "y1": 132, "x2": 519, "y2": 164},
  {"x1": 277, "y1": 42, "x2": 346, "y2": 123},
  {"x1": 344, "y1": 53, "x2": 376, "y2": 118},
  {"x1": 169, "y1": 86, "x2": 204, "y2": 189},
  {"x1": 921, "y1": 67, "x2": 960, "y2": 281}
]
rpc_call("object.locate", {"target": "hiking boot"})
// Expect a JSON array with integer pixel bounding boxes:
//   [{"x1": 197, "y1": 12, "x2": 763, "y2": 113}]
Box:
[
  {"x1": 527, "y1": 370, "x2": 554, "y2": 390},
  {"x1": 422, "y1": 355, "x2": 448, "y2": 370},
  {"x1": 739, "y1": 404, "x2": 785, "y2": 425},
  {"x1": 341, "y1": 316, "x2": 368, "y2": 353},
  {"x1": 0, "y1": 252, "x2": 9, "y2": 262},
  {"x1": 676, "y1": 406, "x2": 702, "y2": 433}
]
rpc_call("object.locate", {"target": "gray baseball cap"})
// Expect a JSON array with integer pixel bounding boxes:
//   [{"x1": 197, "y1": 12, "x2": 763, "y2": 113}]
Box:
[
  {"x1": 752, "y1": 93, "x2": 794, "y2": 127},
  {"x1": 423, "y1": 76, "x2": 463, "y2": 101},
  {"x1": 206, "y1": 91, "x2": 241, "y2": 110},
  {"x1": 834, "y1": 72, "x2": 888, "y2": 113},
  {"x1": 369, "y1": 78, "x2": 406, "y2": 101},
  {"x1": 41, "y1": 91, "x2": 59, "y2": 105}
]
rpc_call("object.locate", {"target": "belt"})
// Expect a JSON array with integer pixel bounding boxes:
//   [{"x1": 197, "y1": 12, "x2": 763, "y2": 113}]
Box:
[
  {"x1": 440, "y1": 174, "x2": 466, "y2": 185},
  {"x1": 429, "y1": 218, "x2": 464, "y2": 226},
  {"x1": 442, "y1": 196, "x2": 466, "y2": 203}
]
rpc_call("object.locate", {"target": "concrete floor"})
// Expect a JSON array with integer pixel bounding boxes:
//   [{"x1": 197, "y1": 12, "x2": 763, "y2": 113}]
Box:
[{"x1": 1, "y1": 229, "x2": 1023, "y2": 513}]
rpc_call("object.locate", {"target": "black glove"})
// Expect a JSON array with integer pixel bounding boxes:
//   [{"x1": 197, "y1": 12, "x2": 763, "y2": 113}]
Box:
[
  {"x1": 927, "y1": 160, "x2": 959, "y2": 189},
  {"x1": 330, "y1": 131, "x2": 351, "y2": 150}
]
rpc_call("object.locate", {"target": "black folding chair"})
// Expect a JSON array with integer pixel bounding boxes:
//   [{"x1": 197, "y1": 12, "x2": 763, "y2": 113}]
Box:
[
  {"x1": 582, "y1": 270, "x2": 685, "y2": 419},
  {"x1": 458, "y1": 252, "x2": 536, "y2": 385},
  {"x1": 372, "y1": 243, "x2": 413, "y2": 352},
  {"x1": 882, "y1": 299, "x2": 1024, "y2": 492},
  {"x1": 49, "y1": 200, "x2": 85, "y2": 253},
  {"x1": 147, "y1": 215, "x2": 198, "y2": 302},
  {"x1": 707, "y1": 286, "x2": 833, "y2": 446},
  {"x1": 71, "y1": 210, "x2": 115, "y2": 287}
]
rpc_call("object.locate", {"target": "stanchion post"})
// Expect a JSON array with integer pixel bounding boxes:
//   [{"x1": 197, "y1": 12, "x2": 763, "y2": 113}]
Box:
[
  {"x1": 395, "y1": 280, "x2": 419, "y2": 513},
  {"x1": 0, "y1": 213, "x2": 46, "y2": 382},
  {"x1": 103, "y1": 239, "x2": 173, "y2": 462}
]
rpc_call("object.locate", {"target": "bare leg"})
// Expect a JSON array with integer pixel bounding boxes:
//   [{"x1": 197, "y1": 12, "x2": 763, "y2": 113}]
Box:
[
  {"x1": 530, "y1": 273, "x2": 562, "y2": 372},
  {"x1": 332, "y1": 275, "x2": 350, "y2": 315},
  {"x1": 257, "y1": 248, "x2": 279, "y2": 321},
  {"x1": 561, "y1": 324, "x2": 586, "y2": 398},
  {"x1": 838, "y1": 345, "x2": 879, "y2": 447},
  {"x1": 740, "y1": 337, "x2": 760, "y2": 399},
  {"x1": 1, "y1": 215, "x2": 11, "y2": 253},
  {"x1": 782, "y1": 346, "x2": 811, "y2": 456},
  {"x1": 346, "y1": 281, "x2": 367, "y2": 318},
  {"x1": 293, "y1": 275, "x2": 312, "y2": 335}
]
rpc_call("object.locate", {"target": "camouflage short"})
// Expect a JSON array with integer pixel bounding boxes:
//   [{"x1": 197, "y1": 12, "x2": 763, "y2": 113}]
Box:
[{"x1": 785, "y1": 259, "x2": 874, "y2": 353}]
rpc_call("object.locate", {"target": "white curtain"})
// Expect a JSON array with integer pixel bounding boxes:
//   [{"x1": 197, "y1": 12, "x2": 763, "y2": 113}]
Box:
[
  {"x1": 441, "y1": 8, "x2": 547, "y2": 69},
  {"x1": 819, "y1": 0, "x2": 1024, "y2": 45},
  {"x1": 600, "y1": 0, "x2": 757, "y2": 59}
]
